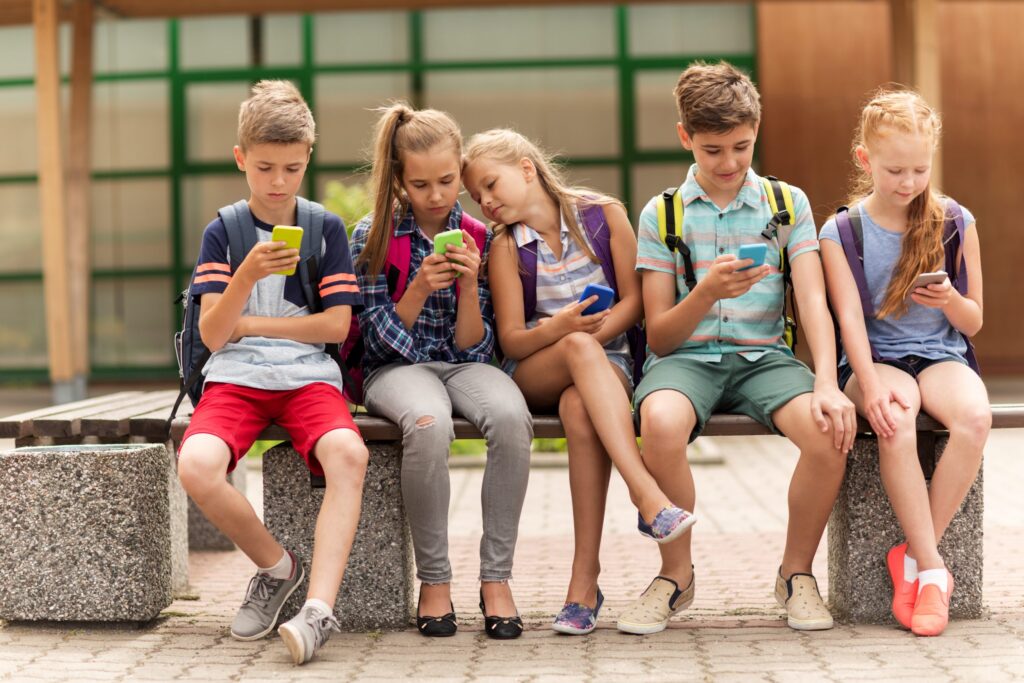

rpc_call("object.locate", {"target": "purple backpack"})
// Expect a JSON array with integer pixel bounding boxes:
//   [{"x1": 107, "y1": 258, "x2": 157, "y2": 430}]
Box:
[
  {"x1": 515, "y1": 202, "x2": 646, "y2": 384},
  {"x1": 834, "y1": 200, "x2": 980, "y2": 374}
]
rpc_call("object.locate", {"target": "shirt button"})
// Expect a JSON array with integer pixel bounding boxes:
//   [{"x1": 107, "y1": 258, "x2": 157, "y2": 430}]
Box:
[
  {"x1": 723, "y1": 316, "x2": 730, "y2": 322},
  {"x1": 718, "y1": 247, "x2": 725, "y2": 254},
  {"x1": 718, "y1": 213, "x2": 724, "y2": 219}
]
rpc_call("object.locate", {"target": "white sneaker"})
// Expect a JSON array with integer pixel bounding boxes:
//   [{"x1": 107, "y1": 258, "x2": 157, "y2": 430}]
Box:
[
  {"x1": 278, "y1": 603, "x2": 340, "y2": 665},
  {"x1": 617, "y1": 572, "x2": 694, "y2": 635}
]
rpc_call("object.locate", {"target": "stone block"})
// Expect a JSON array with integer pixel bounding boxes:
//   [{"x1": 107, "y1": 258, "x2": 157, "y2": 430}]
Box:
[
  {"x1": 828, "y1": 435, "x2": 983, "y2": 623},
  {"x1": 262, "y1": 442, "x2": 412, "y2": 631},
  {"x1": 0, "y1": 443, "x2": 177, "y2": 621}
]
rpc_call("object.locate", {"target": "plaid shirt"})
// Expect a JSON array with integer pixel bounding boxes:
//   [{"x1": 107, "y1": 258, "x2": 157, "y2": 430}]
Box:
[{"x1": 349, "y1": 202, "x2": 495, "y2": 374}]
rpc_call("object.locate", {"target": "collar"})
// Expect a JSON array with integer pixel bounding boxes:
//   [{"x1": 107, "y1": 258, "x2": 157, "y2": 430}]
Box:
[
  {"x1": 679, "y1": 164, "x2": 763, "y2": 211},
  {"x1": 393, "y1": 201, "x2": 464, "y2": 237},
  {"x1": 510, "y1": 211, "x2": 571, "y2": 249}
]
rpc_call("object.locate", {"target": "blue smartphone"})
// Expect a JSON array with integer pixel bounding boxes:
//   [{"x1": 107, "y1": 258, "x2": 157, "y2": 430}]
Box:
[
  {"x1": 737, "y1": 243, "x2": 769, "y2": 271},
  {"x1": 579, "y1": 283, "x2": 615, "y2": 315}
]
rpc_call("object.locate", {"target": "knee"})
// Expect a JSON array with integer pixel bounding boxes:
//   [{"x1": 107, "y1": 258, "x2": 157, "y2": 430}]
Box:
[
  {"x1": 560, "y1": 331, "x2": 605, "y2": 362},
  {"x1": 318, "y1": 430, "x2": 369, "y2": 484},
  {"x1": 177, "y1": 449, "x2": 225, "y2": 500},
  {"x1": 404, "y1": 413, "x2": 454, "y2": 454},
  {"x1": 950, "y1": 405, "x2": 991, "y2": 449},
  {"x1": 639, "y1": 401, "x2": 692, "y2": 464}
]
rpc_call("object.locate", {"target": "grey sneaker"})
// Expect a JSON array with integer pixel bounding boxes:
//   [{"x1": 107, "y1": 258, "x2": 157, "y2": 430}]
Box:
[
  {"x1": 279, "y1": 603, "x2": 341, "y2": 665},
  {"x1": 230, "y1": 551, "x2": 305, "y2": 641}
]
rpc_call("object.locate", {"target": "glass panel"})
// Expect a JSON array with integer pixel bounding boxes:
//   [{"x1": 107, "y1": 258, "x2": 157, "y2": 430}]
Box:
[
  {"x1": 186, "y1": 81, "x2": 251, "y2": 163},
  {"x1": 179, "y1": 16, "x2": 250, "y2": 70},
  {"x1": 563, "y1": 165, "x2": 622, "y2": 203},
  {"x1": 424, "y1": 6, "x2": 616, "y2": 61},
  {"x1": 91, "y1": 178, "x2": 171, "y2": 270},
  {"x1": 0, "y1": 26, "x2": 35, "y2": 80},
  {"x1": 629, "y1": 2, "x2": 754, "y2": 57},
  {"x1": 264, "y1": 14, "x2": 303, "y2": 66},
  {"x1": 0, "y1": 87, "x2": 37, "y2": 174},
  {"x1": 0, "y1": 282, "x2": 47, "y2": 368},
  {"x1": 180, "y1": 175, "x2": 256, "y2": 263},
  {"x1": 631, "y1": 163, "x2": 691, "y2": 224},
  {"x1": 93, "y1": 19, "x2": 168, "y2": 73},
  {"x1": 313, "y1": 11, "x2": 408, "y2": 64},
  {"x1": 92, "y1": 277, "x2": 174, "y2": 366},
  {"x1": 426, "y1": 68, "x2": 618, "y2": 157},
  {"x1": 0, "y1": 183, "x2": 42, "y2": 272},
  {"x1": 314, "y1": 73, "x2": 410, "y2": 164},
  {"x1": 92, "y1": 80, "x2": 169, "y2": 170},
  {"x1": 636, "y1": 69, "x2": 684, "y2": 151}
]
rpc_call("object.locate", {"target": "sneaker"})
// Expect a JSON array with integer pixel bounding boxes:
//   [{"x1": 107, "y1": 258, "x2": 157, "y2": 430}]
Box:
[
  {"x1": 230, "y1": 551, "x2": 305, "y2": 641},
  {"x1": 279, "y1": 603, "x2": 341, "y2": 665},
  {"x1": 774, "y1": 568, "x2": 833, "y2": 631},
  {"x1": 617, "y1": 572, "x2": 694, "y2": 635},
  {"x1": 886, "y1": 542, "x2": 917, "y2": 629},
  {"x1": 637, "y1": 507, "x2": 697, "y2": 545},
  {"x1": 552, "y1": 588, "x2": 604, "y2": 635},
  {"x1": 911, "y1": 570, "x2": 954, "y2": 637}
]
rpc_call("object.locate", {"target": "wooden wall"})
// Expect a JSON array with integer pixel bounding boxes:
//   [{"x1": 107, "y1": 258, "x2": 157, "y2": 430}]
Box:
[{"x1": 758, "y1": 0, "x2": 1024, "y2": 374}]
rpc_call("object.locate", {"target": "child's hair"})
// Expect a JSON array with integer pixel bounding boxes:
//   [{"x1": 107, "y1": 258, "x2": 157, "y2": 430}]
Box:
[
  {"x1": 359, "y1": 102, "x2": 463, "y2": 277},
  {"x1": 237, "y1": 80, "x2": 315, "y2": 151},
  {"x1": 673, "y1": 61, "x2": 761, "y2": 136},
  {"x1": 849, "y1": 88, "x2": 946, "y2": 319},
  {"x1": 464, "y1": 128, "x2": 621, "y2": 265}
]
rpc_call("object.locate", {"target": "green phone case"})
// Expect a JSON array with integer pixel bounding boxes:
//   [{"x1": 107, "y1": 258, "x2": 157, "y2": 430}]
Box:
[
  {"x1": 270, "y1": 225, "x2": 303, "y2": 276},
  {"x1": 433, "y1": 228, "x2": 464, "y2": 277}
]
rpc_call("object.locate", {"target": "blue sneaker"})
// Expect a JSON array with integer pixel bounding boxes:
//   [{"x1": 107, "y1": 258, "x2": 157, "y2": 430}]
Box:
[
  {"x1": 552, "y1": 588, "x2": 604, "y2": 635},
  {"x1": 638, "y1": 506, "x2": 697, "y2": 544}
]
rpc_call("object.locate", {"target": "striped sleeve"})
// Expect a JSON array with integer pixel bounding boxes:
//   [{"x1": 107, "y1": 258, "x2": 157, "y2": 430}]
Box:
[
  {"x1": 635, "y1": 196, "x2": 676, "y2": 274},
  {"x1": 318, "y1": 213, "x2": 363, "y2": 310},
  {"x1": 191, "y1": 218, "x2": 232, "y2": 298}
]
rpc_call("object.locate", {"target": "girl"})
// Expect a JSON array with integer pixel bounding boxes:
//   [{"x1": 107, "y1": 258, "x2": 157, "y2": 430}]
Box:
[
  {"x1": 820, "y1": 90, "x2": 990, "y2": 637},
  {"x1": 463, "y1": 129, "x2": 695, "y2": 636},
  {"x1": 349, "y1": 105, "x2": 533, "y2": 640}
]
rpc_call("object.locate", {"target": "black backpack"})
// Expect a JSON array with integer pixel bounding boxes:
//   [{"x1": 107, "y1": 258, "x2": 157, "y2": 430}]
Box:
[{"x1": 166, "y1": 198, "x2": 327, "y2": 435}]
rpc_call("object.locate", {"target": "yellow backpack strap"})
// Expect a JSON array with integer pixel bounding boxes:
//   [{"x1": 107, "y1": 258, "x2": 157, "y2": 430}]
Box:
[
  {"x1": 656, "y1": 187, "x2": 695, "y2": 290},
  {"x1": 760, "y1": 176, "x2": 799, "y2": 351}
]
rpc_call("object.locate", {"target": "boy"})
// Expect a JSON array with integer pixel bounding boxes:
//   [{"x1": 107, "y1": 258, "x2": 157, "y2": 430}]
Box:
[
  {"x1": 177, "y1": 80, "x2": 367, "y2": 664},
  {"x1": 618, "y1": 62, "x2": 856, "y2": 634}
]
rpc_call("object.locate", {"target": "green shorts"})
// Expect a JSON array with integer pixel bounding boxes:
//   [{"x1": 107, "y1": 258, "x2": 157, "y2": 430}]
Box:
[{"x1": 633, "y1": 352, "x2": 816, "y2": 442}]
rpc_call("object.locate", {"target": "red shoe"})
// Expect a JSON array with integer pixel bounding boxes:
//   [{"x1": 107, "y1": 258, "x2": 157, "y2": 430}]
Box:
[
  {"x1": 886, "y1": 543, "x2": 917, "y2": 629},
  {"x1": 911, "y1": 570, "x2": 954, "y2": 637}
]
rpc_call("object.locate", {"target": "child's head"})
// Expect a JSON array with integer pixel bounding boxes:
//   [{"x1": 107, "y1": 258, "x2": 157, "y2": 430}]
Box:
[
  {"x1": 850, "y1": 88, "x2": 945, "y2": 318},
  {"x1": 672, "y1": 62, "x2": 761, "y2": 197},
  {"x1": 360, "y1": 102, "x2": 463, "y2": 275},
  {"x1": 233, "y1": 80, "x2": 315, "y2": 212}
]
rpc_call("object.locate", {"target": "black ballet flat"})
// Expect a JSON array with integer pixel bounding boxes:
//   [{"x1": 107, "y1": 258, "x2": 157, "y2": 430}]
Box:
[
  {"x1": 417, "y1": 600, "x2": 458, "y2": 637},
  {"x1": 479, "y1": 589, "x2": 524, "y2": 640}
]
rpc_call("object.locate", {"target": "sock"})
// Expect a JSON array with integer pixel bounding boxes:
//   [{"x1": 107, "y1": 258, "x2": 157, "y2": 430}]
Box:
[
  {"x1": 917, "y1": 568, "x2": 948, "y2": 595},
  {"x1": 303, "y1": 598, "x2": 332, "y2": 615},
  {"x1": 258, "y1": 550, "x2": 293, "y2": 580},
  {"x1": 904, "y1": 553, "x2": 919, "y2": 582}
]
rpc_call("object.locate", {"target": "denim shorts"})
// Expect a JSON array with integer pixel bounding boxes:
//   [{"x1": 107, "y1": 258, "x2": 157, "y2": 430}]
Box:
[{"x1": 838, "y1": 354, "x2": 968, "y2": 391}]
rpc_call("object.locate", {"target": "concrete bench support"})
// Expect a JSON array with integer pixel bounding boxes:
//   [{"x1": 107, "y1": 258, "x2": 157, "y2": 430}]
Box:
[
  {"x1": 262, "y1": 441, "x2": 413, "y2": 631},
  {"x1": 828, "y1": 435, "x2": 983, "y2": 622},
  {"x1": 0, "y1": 443, "x2": 183, "y2": 622}
]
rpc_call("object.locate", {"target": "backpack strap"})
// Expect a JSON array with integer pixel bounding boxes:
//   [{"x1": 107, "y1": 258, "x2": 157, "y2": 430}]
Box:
[
  {"x1": 835, "y1": 205, "x2": 874, "y2": 318},
  {"x1": 760, "y1": 176, "x2": 799, "y2": 350},
  {"x1": 579, "y1": 203, "x2": 618, "y2": 293},
  {"x1": 516, "y1": 229, "x2": 539, "y2": 322},
  {"x1": 656, "y1": 187, "x2": 695, "y2": 290},
  {"x1": 385, "y1": 220, "x2": 412, "y2": 303},
  {"x1": 295, "y1": 197, "x2": 326, "y2": 313},
  {"x1": 457, "y1": 212, "x2": 489, "y2": 300},
  {"x1": 219, "y1": 200, "x2": 258, "y2": 271},
  {"x1": 941, "y1": 199, "x2": 981, "y2": 375}
]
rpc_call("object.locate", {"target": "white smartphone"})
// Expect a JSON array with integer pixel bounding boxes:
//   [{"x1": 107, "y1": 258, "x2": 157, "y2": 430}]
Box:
[{"x1": 912, "y1": 271, "x2": 947, "y2": 289}]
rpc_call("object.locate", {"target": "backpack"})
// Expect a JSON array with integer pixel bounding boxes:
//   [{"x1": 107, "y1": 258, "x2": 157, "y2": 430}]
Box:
[
  {"x1": 339, "y1": 212, "x2": 489, "y2": 405},
  {"x1": 515, "y1": 202, "x2": 647, "y2": 385},
  {"x1": 833, "y1": 200, "x2": 980, "y2": 374},
  {"x1": 166, "y1": 198, "x2": 330, "y2": 434},
  {"x1": 656, "y1": 175, "x2": 800, "y2": 351}
]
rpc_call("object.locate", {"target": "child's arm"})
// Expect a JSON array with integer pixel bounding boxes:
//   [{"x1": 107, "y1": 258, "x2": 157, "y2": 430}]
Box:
[
  {"x1": 912, "y1": 221, "x2": 983, "y2": 336},
  {"x1": 232, "y1": 305, "x2": 352, "y2": 345},
  {"x1": 446, "y1": 229, "x2": 485, "y2": 350},
  {"x1": 591, "y1": 203, "x2": 643, "y2": 345}
]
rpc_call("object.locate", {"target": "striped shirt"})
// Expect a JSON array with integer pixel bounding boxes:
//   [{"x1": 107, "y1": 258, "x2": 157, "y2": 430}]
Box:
[
  {"x1": 636, "y1": 164, "x2": 819, "y2": 367},
  {"x1": 501, "y1": 212, "x2": 631, "y2": 380},
  {"x1": 349, "y1": 202, "x2": 495, "y2": 375}
]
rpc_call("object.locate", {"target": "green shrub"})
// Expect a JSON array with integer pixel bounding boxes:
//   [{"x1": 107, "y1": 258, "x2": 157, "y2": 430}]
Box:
[{"x1": 322, "y1": 180, "x2": 373, "y2": 235}]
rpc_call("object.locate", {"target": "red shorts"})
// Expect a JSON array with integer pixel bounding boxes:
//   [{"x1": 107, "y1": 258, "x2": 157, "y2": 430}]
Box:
[{"x1": 181, "y1": 382, "x2": 359, "y2": 476}]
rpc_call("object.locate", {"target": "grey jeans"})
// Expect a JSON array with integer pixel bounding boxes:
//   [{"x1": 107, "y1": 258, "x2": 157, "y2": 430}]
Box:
[{"x1": 363, "y1": 361, "x2": 533, "y2": 583}]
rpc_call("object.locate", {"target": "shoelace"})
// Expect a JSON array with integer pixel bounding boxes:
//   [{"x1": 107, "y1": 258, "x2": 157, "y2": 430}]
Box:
[
  {"x1": 306, "y1": 609, "x2": 341, "y2": 649},
  {"x1": 241, "y1": 573, "x2": 282, "y2": 609}
]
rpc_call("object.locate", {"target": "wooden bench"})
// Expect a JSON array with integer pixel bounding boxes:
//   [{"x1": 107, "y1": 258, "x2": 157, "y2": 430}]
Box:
[{"x1": 2, "y1": 392, "x2": 1021, "y2": 626}]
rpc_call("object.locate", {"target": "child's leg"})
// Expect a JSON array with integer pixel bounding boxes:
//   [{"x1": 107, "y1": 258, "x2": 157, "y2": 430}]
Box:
[
  {"x1": 916, "y1": 361, "x2": 990, "y2": 542},
  {"x1": 513, "y1": 331, "x2": 671, "y2": 523},
  {"x1": 560, "y1": 385, "x2": 612, "y2": 607}
]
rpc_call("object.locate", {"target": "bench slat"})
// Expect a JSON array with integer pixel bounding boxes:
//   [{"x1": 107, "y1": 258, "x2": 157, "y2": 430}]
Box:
[
  {"x1": 0, "y1": 392, "x2": 144, "y2": 439},
  {"x1": 34, "y1": 392, "x2": 157, "y2": 437},
  {"x1": 80, "y1": 390, "x2": 183, "y2": 438}
]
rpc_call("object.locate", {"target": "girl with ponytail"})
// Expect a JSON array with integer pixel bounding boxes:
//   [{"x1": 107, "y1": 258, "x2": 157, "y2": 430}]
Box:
[
  {"x1": 820, "y1": 89, "x2": 989, "y2": 637},
  {"x1": 349, "y1": 104, "x2": 532, "y2": 640}
]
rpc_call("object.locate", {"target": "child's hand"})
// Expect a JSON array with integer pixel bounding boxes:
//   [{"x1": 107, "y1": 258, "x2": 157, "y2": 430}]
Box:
[
  {"x1": 551, "y1": 297, "x2": 611, "y2": 337},
  {"x1": 861, "y1": 381, "x2": 913, "y2": 440},
  {"x1": 810, "y1": 383, "x2": 857, "y2": 453},
  {"x1": 442, "y1": 230, "x2": 482, "y2": 283},
  {"x1": 910, "y1": 277, "x2": 953, "y2": 309},
  {"x1": 237, "y1": 241, "x2": 300, "y2": 284},
  {"x1": 412, "y1": 253, "x2": 458, "y2": 294},
  {"x1": 699, "y1": 254, "x2": 769, "y2": 300}
]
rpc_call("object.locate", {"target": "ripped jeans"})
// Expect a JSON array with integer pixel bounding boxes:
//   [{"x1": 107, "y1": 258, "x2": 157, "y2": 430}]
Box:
[{"x1": 363, "y1": 361, "x2": 533, "y2": 583}]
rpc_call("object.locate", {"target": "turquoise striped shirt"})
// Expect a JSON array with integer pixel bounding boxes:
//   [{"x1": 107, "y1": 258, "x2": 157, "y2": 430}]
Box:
[{"x1": 635, "y1": 165, "x2": 819, "y2": 368}]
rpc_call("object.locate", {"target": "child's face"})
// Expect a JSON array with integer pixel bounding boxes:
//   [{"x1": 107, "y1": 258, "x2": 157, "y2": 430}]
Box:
[
  {"x1": 233, "y1": 142, "x2": 311, "y2": 211},
  {"x1": 462, "y1": 156, "x2": 531, "y2": 225},
  {"x1": 400, "y1": 144, "x2": 461, "y2": 222},
  {"x1": 857, "y1": 129, "x2": 934, "y2": 209},
  {"x1": 679, "y1": 123, "x2": 757, "y2": 199}
]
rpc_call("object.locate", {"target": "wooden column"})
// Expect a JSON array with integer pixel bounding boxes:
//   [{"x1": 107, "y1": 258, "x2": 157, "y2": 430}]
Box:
[
  {"x1": 891, "y1": 0, "x2": 942, "y2": 186},
  {"x1": 68, "y1": 0, "x2": 94, "y2": 397},
  {"x1": 33, "y1": 0, "x2": 75, "y2": 403}
]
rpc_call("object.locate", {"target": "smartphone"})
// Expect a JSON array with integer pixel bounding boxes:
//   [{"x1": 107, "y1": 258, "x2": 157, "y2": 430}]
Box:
[
  {"x1": 737, "y1": 243, "x2": 769, "y2": 271},
  {"x1": 433, "y1": 228, "x2": 465, "y2": 277},
  {"x1": 912, "y1": 270, "x2": 947, "y2": 289},
  {"x1": 269, "y1": 225, "x2": 303, "y2": 276},
  {"x1": 579, "y1": 283, "x2": 615, "y2": 315}
]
